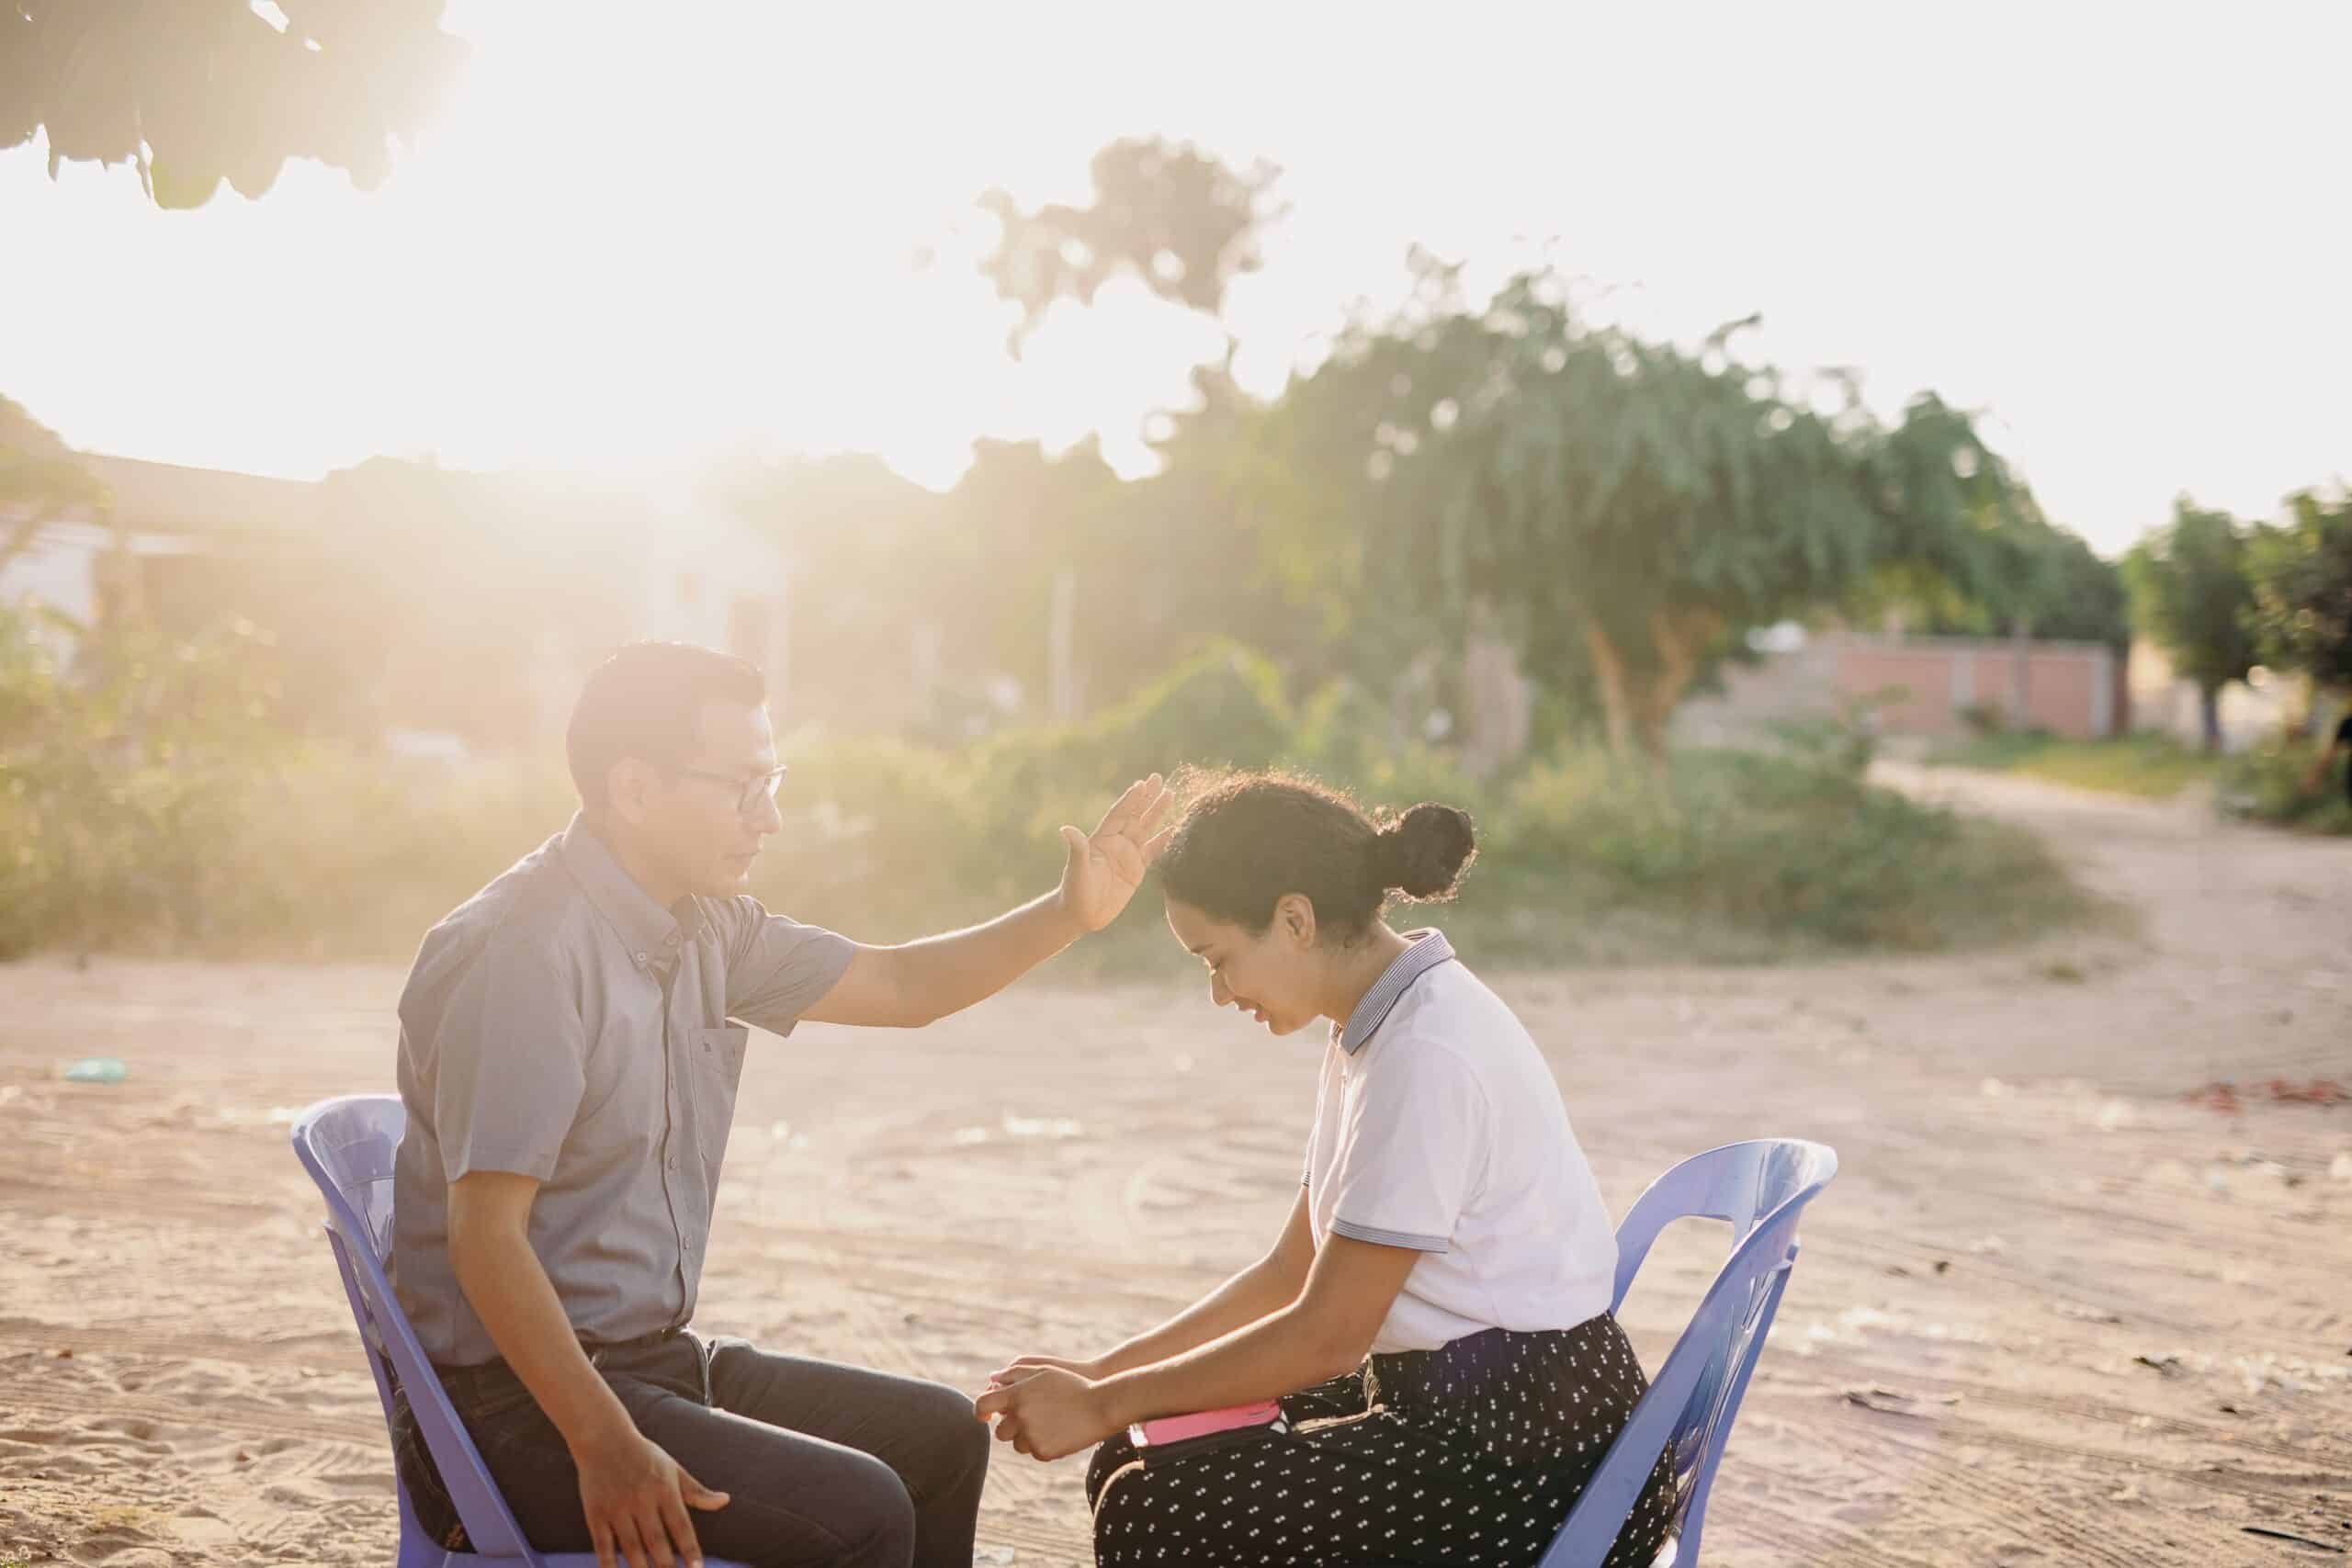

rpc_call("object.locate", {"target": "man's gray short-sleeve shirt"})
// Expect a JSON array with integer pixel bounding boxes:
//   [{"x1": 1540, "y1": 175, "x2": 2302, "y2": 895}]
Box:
[{"x1": 390, "y1": 815, "x2": 855, "y2": 1367}]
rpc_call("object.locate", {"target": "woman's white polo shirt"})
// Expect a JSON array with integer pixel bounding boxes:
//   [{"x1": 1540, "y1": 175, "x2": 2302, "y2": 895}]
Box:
[{"x1": 1302, "y1": 930, "x2": 1618, "y2": 1354}]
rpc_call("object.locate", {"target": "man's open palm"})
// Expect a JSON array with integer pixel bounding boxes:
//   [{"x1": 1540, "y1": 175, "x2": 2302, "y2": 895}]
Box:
[{"x1": 1058, "y1": 773, "x2": 1174, "y2": 932}]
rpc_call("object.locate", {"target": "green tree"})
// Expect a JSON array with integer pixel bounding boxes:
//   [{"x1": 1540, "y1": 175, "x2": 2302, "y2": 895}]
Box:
[
  {"x1": 0, "y1": 595, "x2": 287, "y2": 954},
  {"x1": 1, "y1": 1, "x2": 464, "y2": 208},
  {"x1": 1113, "y1": 367, "x2": 1361, "y2": 689},
  {"x1": 720, "y1": 453, "x2": 949, "y2": 733},
  {"x1": 1274, "y1": 262, "x2": 2046, "y2": 759},
  {"x1": 2122, "y1": 498, "x2": 2257, "y2": 750},
  {"x1": 1882, "y1": 491, "x2": 2128, "y2": 653},
  {"x1": 1978, "y1": 528, "x2": 2129, "y2": 649},
  {"x1": 978, "y1": 137, "x2": 1283, "y2": 355},
  {"x1": 1, "y1": 394, "x2": 107, "y2": 568},
  {"x1": 2247, "y1": 486, "x2": 2352, "y2": 692},
  {"x1": 728, "y1": 440, "x2": 1135, "y2": 734},
  {"x1": 0, "y1": 405, "x2": 288, "y2": 953},
  {"x1": 936, "y1": 437, "x2": 1123, "y2": 719},
  {"x1": 953, "y1": 139, "x2": 1353, "y2": 720}
]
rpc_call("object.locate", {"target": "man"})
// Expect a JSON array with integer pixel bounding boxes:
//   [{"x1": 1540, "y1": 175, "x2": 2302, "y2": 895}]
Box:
[{"x1": 389, "y1": 641, "x2": 1170, "y2": 1568}]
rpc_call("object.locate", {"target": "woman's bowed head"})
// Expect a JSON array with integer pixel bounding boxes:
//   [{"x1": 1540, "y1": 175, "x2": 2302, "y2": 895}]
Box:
[{"x1": 1156, "y1": 769, "x2": 1476, "y2": 1039}]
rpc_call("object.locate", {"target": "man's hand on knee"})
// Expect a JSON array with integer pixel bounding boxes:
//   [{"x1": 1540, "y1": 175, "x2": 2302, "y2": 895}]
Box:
[{"x1": 572, "y1": 1420, "x2": 729, "y2": 1568}]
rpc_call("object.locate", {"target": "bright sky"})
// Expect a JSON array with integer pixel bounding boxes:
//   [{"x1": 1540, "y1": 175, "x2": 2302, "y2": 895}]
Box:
[{"x1": 4, "y1": 2, "x2": 2346, "y2": 554}]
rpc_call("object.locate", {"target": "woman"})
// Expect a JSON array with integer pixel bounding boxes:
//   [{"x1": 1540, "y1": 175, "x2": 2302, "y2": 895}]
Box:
[{"x1": 975, "y1": 769, "x2": 1676, "y2": 1568}]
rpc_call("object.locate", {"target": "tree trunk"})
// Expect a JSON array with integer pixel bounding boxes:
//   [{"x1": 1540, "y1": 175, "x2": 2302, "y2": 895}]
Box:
[
  {"x1": 1582, "y1": 622, "x2": 1634, "y2": 760},
  {"x1": 2007, "y1": 615, "x2": 2032, "y2": 731},
  {"x1": 2199, "y1": 682, "x2": 2222, "y2": 753},
  {"x1": 910, "y1": 620, "x2": 941, "y2": 732},
  {"x1": 1635, "y1": 606, "x2": 1720, "y2": 760},
  {"x1": 1630, "y1": 699, "x2": 1671, "y2": 762},
  {"x1": 1460, "y1": 598, "x2": 1532, "y2": 779},
  {"x1": 1048, "y1": 566, "x2": 1079, "y2": 722},
  {"x1": 92, "y1": 532, "x2": 148, "y2": 634}
]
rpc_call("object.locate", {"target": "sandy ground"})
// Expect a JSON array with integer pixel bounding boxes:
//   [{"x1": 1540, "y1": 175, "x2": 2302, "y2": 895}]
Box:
[{"x1": 2, "y1": 766, "x2": 2348, "y2": 1568}]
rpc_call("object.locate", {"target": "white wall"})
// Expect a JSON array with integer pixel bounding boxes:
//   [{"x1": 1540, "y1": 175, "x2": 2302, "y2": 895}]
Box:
[
  {"x1": 0, "y1": 520, "x2": 201, "y2": 655},
  {"x1": 0, "y1": 520, "x2": 107, "y2": 628}
]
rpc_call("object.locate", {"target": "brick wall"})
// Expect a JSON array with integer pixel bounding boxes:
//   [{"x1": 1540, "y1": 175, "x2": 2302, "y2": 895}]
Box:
[
  {"x1": 1677, "y1": 632, "x2": 2124, "y2": 744},
  {"x1": 1833, "y1": 636, "x2": 2119, "y2": 739}
]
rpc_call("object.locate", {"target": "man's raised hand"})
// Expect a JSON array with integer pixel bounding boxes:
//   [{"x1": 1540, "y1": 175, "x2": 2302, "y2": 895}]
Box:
[{"x1": 1057, "y1": 774, "x2": 1174, "y2": 933}]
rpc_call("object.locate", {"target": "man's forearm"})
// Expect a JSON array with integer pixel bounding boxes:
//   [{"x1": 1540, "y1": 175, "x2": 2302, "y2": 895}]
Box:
[
  {"x1": 890, "y1": 890, "x2": 1085, "y2": 1023},
  {"x1": 450, "y1": 1229, "x2": 632, "y2": 1451}
]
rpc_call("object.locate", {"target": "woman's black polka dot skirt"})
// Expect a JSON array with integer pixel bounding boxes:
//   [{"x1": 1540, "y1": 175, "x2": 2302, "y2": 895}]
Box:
[{"x1": 1086, "y1": 1315, "x2": 1678, "y2": 1566}]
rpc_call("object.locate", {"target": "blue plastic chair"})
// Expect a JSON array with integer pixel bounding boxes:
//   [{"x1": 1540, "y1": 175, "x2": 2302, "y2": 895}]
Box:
[
  {"x1": 291, "y1": 1093, "x2": 752, "y2": 1568},
  {"x1": 1540, "y1": 1139, "x2": 1839, "y2": 1568}
]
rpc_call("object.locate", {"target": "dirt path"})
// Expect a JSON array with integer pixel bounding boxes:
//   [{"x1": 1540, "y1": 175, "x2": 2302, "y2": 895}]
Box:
[{"x1": 2, "y1": 770, "x2": 2347, "y2": 1567}]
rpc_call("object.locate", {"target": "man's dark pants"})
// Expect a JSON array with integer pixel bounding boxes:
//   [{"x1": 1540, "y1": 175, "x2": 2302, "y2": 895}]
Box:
[{"x1": 392, "y1": 1331, "x2": 989, "y2": 1568}]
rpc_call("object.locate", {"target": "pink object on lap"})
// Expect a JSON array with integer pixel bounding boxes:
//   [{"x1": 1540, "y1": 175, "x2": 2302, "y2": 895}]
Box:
[{"x1": 1129, "y1": 1400, "x2": 1285, "y2": 1448}]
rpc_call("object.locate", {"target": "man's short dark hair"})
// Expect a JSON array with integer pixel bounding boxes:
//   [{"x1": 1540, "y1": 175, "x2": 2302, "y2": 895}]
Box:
[{"x1": 567, "y1": 642, "x2": 767, "y2": 809}]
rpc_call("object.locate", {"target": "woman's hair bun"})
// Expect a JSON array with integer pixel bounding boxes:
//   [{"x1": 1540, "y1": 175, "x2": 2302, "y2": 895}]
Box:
[{"x1": 1376, "y1": 802, "x2": 1477, "y2": 901}]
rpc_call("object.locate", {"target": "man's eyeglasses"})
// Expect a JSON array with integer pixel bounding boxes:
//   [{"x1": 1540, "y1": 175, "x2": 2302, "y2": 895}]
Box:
[{"x1": 671, "y1": 763, "x2": 789, "y2": 816}]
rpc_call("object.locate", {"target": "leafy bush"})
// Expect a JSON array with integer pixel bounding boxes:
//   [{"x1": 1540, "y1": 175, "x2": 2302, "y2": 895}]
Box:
[
  {"x1": 0, "y1": 606, "x2": 284, "y2": 955},
  {"x1": 1490, "y1": 741, "x2": 2081, "y2": 955},
  {"x1": 2219, "y1": 733, "x2": 2352, "y2": 835},
  {"x1": 1957, "y1": 700, "x2": 2008, "y2": 738},
  {"x1": 973, "y1": 640, "x2": 1292, "y2": 805},
  {"x1": 750, "y1": 734, "x2": 1006, "y2": 942},
  {"x1": 0, "y1": 615, "x2": 2090, "y2": 965},
  {"x1": 756, "y1": 720, "x2": 2086, "y2": 970},
  {"x1": 226, "y1": 750, "x2": 578, "y2": 953}
]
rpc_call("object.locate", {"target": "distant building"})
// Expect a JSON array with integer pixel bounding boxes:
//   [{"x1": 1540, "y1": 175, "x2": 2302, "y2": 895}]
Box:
[
  {"x1": 0, "y1": 455, "x2": 279, "y2": 653},
  {"x1": 0, "y1": 454, "x2": 791, "y2": 748}
]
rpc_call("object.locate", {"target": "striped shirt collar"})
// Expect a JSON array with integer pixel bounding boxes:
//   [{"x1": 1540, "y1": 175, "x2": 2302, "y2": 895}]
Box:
[{"x1": 1335, "y1": 929, "x2": 1456, "y2": 1055}]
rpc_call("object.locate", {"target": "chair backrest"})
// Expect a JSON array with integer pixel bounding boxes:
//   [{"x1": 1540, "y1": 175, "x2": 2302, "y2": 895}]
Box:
[
  {"x1": 1541, "y1": 1139, "x2": 1838, "y2": 1568},
  {"x1": 290, "y1": 1093, "x2": 540, "y2": 1563}
]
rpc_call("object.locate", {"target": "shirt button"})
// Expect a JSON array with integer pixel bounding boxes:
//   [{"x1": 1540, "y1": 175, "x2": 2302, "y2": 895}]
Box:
[{"x1": 634, "y1": 952, "x2": 650, "y2": 964}]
